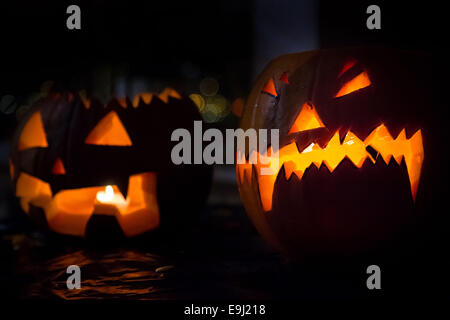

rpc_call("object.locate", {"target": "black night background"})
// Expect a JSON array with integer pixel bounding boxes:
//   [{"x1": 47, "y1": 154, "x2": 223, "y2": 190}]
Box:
[{"x1": 0, "y1": 0, "x2": 448, "y2": 308}]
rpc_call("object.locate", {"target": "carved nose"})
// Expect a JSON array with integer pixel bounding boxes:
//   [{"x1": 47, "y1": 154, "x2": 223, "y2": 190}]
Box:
[
  {"x1": 52, "y1": 157, "x2": 66, "y2": 175},
  {"x1": 288, "y1": 102, "x2": 325, "y2": 134}
]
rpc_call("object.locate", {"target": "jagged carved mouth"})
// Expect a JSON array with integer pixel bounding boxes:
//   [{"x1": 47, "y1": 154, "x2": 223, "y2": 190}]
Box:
[
  {"x1": 14, "y1": 171, "x2": 160, "y2": 237},
  {"x1": 237, "y1": 124, "x2": 424, "y2": 212}
]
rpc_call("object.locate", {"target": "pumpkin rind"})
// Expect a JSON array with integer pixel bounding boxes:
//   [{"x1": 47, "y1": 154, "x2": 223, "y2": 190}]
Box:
[
  {"x1": 237, "y1": 47, "x2": 438, "y2": 258},
  {"x1": 10, "y1": 91, "x2": 212, "y2": 238}
]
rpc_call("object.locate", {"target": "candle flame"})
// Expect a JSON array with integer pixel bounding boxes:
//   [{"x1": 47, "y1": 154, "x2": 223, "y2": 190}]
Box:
[
  {"x1": 96, "y1": 185, "x2": 128, "y2": 207},
  {"x1": 96, "y1": 185, "x2": 115, "y2": 202}
]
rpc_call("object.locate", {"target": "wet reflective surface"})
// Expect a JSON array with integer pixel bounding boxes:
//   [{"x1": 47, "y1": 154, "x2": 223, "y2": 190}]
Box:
[
  {"x1": 2, "y1": 222, "x2": 449, "y2": 301},
  {"x1": 1, "y1": 175, "x2": 449, "y2": 300},
  {"x1": 0, "y1": 205, "x2": 292, "y2": 300},
  {"x1": 20, "y1": 249, "x2": 171, "y2": 300}
]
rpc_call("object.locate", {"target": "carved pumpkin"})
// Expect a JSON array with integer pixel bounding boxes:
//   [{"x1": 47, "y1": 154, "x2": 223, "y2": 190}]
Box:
[
  {"x1": 10, "y1": 89, "x2": 212, "y2": 238},
  {"x1": 237, "y1": 47, "x2": 437, "y2": 257}
]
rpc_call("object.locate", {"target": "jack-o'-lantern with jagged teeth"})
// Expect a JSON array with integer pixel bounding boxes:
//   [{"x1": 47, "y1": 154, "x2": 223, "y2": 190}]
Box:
[
  {"x1": 237, "y1": 47, "x2": 437, "y2": 257},
  {"x1": 10, "y1": 89, "x2": 212, "y2": 239}
]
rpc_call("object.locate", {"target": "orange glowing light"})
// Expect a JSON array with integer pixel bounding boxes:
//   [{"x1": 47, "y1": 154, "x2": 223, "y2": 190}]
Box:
[
  {"x1": 280, "y1": 72, "x2": 289, "y2": 84},
  {"x1": 237, "y1": 124, "x2": 424, "y2": 211},
  {"x1": 132, "y1": 88, "x2": 181, "y2": 106},
  {"x1": 158, "y1": 88, "x2": 182, "y2": 103},
  {"x1": 79, "y1": 91, "x2": 91, "y2": 109},
  {"x1": 262, "y1": 78, "x2": 277, "y2": 97},
  {"x1": 117, "y1": 97, "x2": 127, "y2": 108},
  {"x1": 335, "y1": 71, "x2": 371, "y2": 97},
  {"x1": 132, "y1": 93, "x2": 153, "y2": 107},
  {"x1": 16, "y1": 172, "x2": 53, "y2": 213},
  {"x1": 288, "y1": 103, "x2": 325, "y2": 134},
  {"x1": 85, "y1": 111, "x2": 132, "y2": 146},
  {"x1": 18, "y1": 111, "x2": 48, "y2": 151},
  {"x1": 52, "y1": 158, "x2": 66, "y2": 175},
  {"x1": 96, "y1": 185, "x2": 128, "y2": 206}
]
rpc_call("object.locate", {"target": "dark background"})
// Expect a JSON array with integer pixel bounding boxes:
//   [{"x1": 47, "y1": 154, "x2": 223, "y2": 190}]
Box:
[{"x1": 0, "y1": 0, "x2": 448, "y2": 301}]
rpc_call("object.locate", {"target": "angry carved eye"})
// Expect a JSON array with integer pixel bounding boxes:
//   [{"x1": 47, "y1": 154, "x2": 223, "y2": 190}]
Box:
[
  {"x1": 335, "y1": 71, "x2": 371, "y2": 98},
  {"x1": 280, "y1": 72, "x2": 289, "y2": 84},
  {"x1": 85, "y1": 111, "x2": 133, "y2": 146},
  {"x1": 262, "y1": 78, "x2": 278, "y2": 97},
  {"x1": 17, "y1": 110, "x2": 67, "y2": 176},
  {"x1": 338, "y1": 60, "x2": 357, "y2": 78},
  {"x1": 289, "y1": 103, "x2": 325, "y2": 134},
  {"x1": 17, "y1": 111, "x2": 48, "y2": 151}
]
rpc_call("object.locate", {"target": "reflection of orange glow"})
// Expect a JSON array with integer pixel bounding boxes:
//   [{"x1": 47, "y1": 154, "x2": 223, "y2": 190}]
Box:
[
  {"x1": 237, "y1": 124, "x2": 424, "y2": 211},
  {"x1": 262, "y1": 78, "x2": 277, "y2": 97},
  {"x1": 335, "y1": 71, "x2": 371, "y2": 97},
  {"x1": 18, "y1": 111, "x2": 48, "y2": 151},
  {"x1": 288, "y1": 103, "x2": 325, "y2": 133},
  {"x1": 16, "y1": 172, "x2": 159, "y2": 237},
  {"x1": 52, "y1": 158, "x2": 66, "y2": 175},
  {"x1": 85, "y1": 111, "x2": 132, "y2": 146}
]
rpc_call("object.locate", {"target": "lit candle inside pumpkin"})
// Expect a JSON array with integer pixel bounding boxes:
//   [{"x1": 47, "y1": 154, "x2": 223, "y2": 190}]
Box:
[{"x1": 94, "y1": 185, "x2": 129, "y2": 215}]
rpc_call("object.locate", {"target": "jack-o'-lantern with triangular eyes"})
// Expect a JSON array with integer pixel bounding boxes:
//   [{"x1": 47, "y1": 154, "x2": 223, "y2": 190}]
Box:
[
  {"x1": 237, "y1": 47, "x2": 440, "y2": 258},
  {"x1": 10, "y1": 89, "x2": 212, "y2": 239}
]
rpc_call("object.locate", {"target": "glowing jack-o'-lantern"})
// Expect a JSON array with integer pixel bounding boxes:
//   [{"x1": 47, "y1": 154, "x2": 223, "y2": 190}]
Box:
[
  {"x1": 237, "y1": 47, "x2": 437, "y2": 257},
  {"x1": 10, "y1": 89, "x2": 212, "y2": 238}
]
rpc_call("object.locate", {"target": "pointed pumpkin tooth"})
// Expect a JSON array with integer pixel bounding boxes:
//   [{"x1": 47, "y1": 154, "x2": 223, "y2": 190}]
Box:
[
  {"x1": 132, "y1": 95, "x2": 141, "y2": 108},
  {"x1": 257, "y1": 172, "x2": 278, "y2": 212},
  {"x1": 20, "y1": 197, "x2": 30, "y2": 213},
  {"x1": 132, "y1": 92, "x2": 154, "y2": 107},
  {"x1": 79, "y1": 91, "x2": 91, "y2": 109},
  {"x1": 140, "y1": 93, "x2": 153, "y2": 104},
  {"x1": 381, "y1": 153, "x2": 392, "y2": 165},
  {"x1": 117, "y1": 97, "x2": 127, "y2": 108},
  {"x1": 405, "y1": 130, "x2": 424, "y2": 201},
  {"x1": 237, "y1": 163, "x2": 252, "y2": 185},
  {"x1": 293, "y1": 170, "x2": 304, "y2": 180},
  {"x1": 159, "y1": 88, "x2": 181, "y2": 103},
  {"x1": 395, "y1": 128, "x2": 407, "y2": 141},
  {"x1": 312, "y1": 160, "x2": 323, "y2": 170},
  {"x1": 394, "y1": 154, "x2": 404, "y2": 165},
  {"x1": 283, "y1": 161, "x2": 296, "y2": 180},
  {"x1": 169, "y1": 88, "x2": 182, "y2": 99}
]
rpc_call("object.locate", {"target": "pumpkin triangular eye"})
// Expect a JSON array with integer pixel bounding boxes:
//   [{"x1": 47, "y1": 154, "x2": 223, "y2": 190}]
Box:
[
  {"x1": 52, "y1": 157, "x2": 66, "y2": 175},
  {"x1": 262, "y1": 78, "x2": 277, "y2": 97},
  {"x1": 85, "y1": 111, "x2": 132, "y2": 146},
  {"x1": 18, "y1": 111, "x2": 48, "y2": 151},
  {"x1": 338, "y1": 60, "x2": 356, "y2": 78},
  {"x1": 335, "y1": 71, "x2": 371, "y2": 98},
  {"x1": 289, "y1": 103, "x2": 325, "y2": 134},
  {"x1": 280, "y1": 72, "x2": 289, "y2": 84}
]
